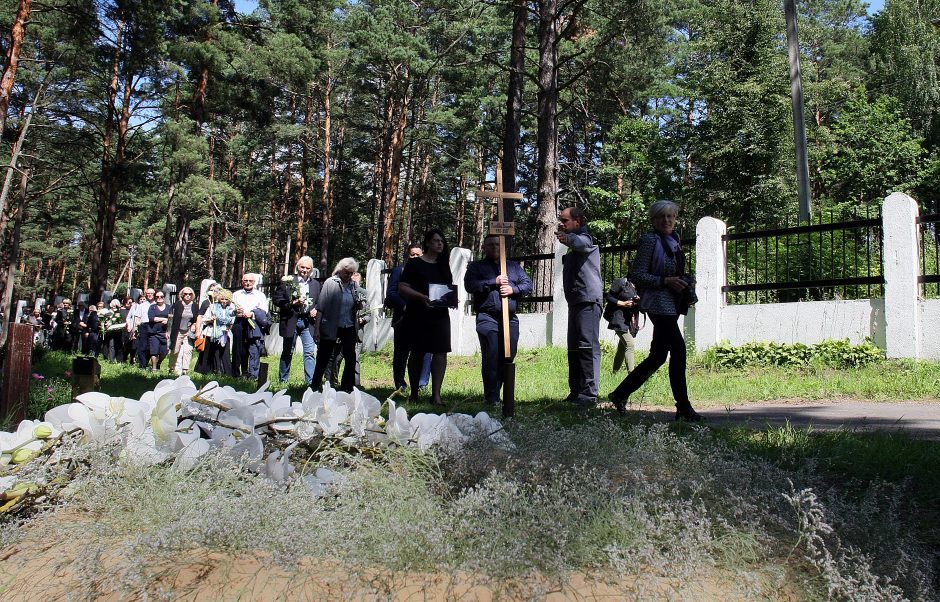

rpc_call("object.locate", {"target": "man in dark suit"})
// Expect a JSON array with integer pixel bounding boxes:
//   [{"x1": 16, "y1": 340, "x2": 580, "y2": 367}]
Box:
[
  {"x1": 464, "y1": 235, "x2": 533, "y2": 406},
  {"x1": 74, "y1": 302, "x2": 100, "y2": 356},
  {"x1": 272, "y1": 256, "x2": 321, "y2": 384}
]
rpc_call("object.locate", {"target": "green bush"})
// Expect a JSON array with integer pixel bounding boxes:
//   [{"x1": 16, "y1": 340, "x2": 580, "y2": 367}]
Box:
[{"x1": 702, "y1": 339, "x2": 884, "y2": 370}]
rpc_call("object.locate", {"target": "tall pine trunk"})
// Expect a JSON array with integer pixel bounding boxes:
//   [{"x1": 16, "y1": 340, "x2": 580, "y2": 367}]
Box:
[{"x1": 0, "y1": 0, "x2": 32, "y2": 137}]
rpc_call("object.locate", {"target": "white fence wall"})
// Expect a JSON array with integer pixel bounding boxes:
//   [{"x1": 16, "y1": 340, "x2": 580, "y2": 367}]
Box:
[{"x1": 358, "y1": 192, "x2": 933, "y2": 359}]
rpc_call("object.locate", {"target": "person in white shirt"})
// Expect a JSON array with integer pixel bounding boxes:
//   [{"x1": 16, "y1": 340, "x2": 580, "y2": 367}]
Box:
[
  {"x1": 127, "y1": 289, "x2": 154, "y2": 368},
  {"x1": 231, "y1": 273, "x2": 269, "y2": 379}
]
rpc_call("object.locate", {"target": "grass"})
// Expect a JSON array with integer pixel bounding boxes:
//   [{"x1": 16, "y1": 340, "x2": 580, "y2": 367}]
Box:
[
  {"x1": 7, "y1": 345, "x2": 940, "y2": 599},
  {"x1": 31, "y1": 342, "x2": 940, "y2": 417}
]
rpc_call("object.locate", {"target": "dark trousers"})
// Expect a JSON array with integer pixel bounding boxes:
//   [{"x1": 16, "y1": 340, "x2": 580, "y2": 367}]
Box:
[
  {"x1": 567, "y1": 301, "x2": 602, "y2": 401},
  {"x1": 476, "y1": 313, "x2": 519, "y2": 404},
  {"x1": 326, "y1": 337, "x2": 361, "y2": 389},
  {"x1": 232, "y1": 319, "x2": 262, "y2": 379},
  {"x1": 391, "y1": 324, "x2": 409, "y2": 390},
  {"x1": 136, "y1": 324, "x2": 150, "y2": 368},
  {"x1": 80, "y1": 332, "x2": 99, "y2": 357},
  {"x1": 611, "y1": 313, "x2": 690, "y2": 408},
  {"x1": 312, "y1": 326, "x2": 357, "y2": 392}
]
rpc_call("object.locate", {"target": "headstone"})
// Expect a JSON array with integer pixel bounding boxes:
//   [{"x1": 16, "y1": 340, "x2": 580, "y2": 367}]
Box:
[
  {"x1": 102, "y1": 291, "x2": 113, "y2": 304},
  {"x1": 13, "y1": 300, "x2": 27, "y2": 324},
  {"x1": 71, "y1": 356, "x2": 100, "y2": 399},
  {"x1": 258, "y1": 363, "x2": 269, "y2": 387},
  {"x1": 1, "y1": 323, "x2": 33, "y2": 426},
  {"x1": 53, "y1": 295, "x2": 64, "y2": 307},
  {"x1": 162, "y1": 283, "x2": 178, "y2": 305},
  {"x1": 35, "y1": 298, "x2": 46, "y2": 311},
  {"x1": 130, "y1": 288, "x2": 142, "y2": 302},
  {"x1": 77, "y1": 292, "x2": 90, "y2": 306}
]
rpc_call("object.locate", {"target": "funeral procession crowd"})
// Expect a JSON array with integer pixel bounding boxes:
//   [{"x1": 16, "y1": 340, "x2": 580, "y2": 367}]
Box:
[{"x1": 23, "y1": 202, "x2": 701, "y2": 421}]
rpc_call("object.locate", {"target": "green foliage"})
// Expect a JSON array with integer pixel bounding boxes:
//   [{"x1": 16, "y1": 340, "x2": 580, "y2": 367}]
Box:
[
  {"x1": 816, "y1": 89, "x2": 926, "y2": 205},
  {"x1": 703, "y1": 338, "x2": 885, "y2": 369},
  {"x1": 28, "y1": 375, "x2": 72, "y2": 421}
]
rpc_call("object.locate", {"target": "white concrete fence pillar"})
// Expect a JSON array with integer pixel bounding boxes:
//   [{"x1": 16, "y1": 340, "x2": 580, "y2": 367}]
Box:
[
  {"x1": 882, "y1": 192, "x2": 921, "y2": 359},
  {"x1": 550, "y1": 241, "x2": 568, "y2": 347},
  {"x1": 693, "y1": 216, "x2": 727, "y2": 351}
]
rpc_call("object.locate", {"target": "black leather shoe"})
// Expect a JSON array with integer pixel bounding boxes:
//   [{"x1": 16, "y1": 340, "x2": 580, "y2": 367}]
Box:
[
  {"x1": 675, "y1": 407, "x2": 702, "y2": 422},
  {"x1": 608, "y1": 393, "x2": 627, "y2": 416},
  {"x1": 571, "y1": 396, "x2": 597, "y2": 408}
]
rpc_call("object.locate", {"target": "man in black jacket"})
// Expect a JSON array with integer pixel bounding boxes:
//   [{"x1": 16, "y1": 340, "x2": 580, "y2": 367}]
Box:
[
  {"x1": 556, "y1": 206, "x2": 603, "y2": 407},
  {"x1": 272, "y1": 255, "x2": 321, "y2": 384},
  {"x1": 464, "y1": 235, "x2": 533, "y2": 405}
]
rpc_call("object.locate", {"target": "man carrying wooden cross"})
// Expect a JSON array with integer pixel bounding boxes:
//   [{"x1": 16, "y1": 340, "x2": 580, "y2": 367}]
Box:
[{"x1": 464, "y1": 234, "x2": 533, "y2": 406}]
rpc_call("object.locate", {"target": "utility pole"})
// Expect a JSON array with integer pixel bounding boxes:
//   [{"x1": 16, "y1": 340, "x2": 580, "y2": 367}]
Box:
[
  {"x1": 785, "y1": 0, "x2": 812, "y2": 222},
  {"x1": 127, "y1": 245, "x2": 137, "y2": 294}
]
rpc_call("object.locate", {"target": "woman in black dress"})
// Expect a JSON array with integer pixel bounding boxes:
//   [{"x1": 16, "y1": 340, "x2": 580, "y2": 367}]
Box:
[
  {"x1": 147, "y1": 292, "x2": 171, "y2": 371},
  {"x1": 397, "y1": 229, "x2": 455, "y2": 405}
]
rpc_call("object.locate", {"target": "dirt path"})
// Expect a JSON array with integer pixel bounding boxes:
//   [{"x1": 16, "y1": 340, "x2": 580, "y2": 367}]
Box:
[{"x1": 618, "y1": 399, "x2": 940, "y2": 440}]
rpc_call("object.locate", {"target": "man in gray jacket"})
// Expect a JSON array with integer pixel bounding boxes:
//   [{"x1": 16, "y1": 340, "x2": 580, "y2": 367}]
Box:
[{"x1": 556, "y1": 207, "x2": 602, "y2": 407}]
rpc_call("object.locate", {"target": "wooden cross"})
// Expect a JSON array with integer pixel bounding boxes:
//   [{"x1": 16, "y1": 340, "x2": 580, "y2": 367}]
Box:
[{"x1": 474, "y1": 173, "x2": 523, "y2": 417}]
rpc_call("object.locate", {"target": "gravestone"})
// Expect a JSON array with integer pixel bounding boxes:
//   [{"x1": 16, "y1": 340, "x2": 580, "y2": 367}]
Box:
[
  {"x1": 77, "y1": 292, "x2": 89, "y2": 306},
  {"x1": 13, "y1": 300, "x2": 27, "y2": 324},
  {"x1": 130, "y1": 288, "x2": 142, "y2": 302},
  {"x1": 53, "y1": 295, "x2": 64, "y2": 307},
  {"x1": 162, "y1": 283, "x2": 178, "y2": 305},
  {"x1": 71, "y1": 356, "x2": 100, "y2": 399},
  {"x1": 102, "y1": 291, "x2": 113, "y2": 305}
]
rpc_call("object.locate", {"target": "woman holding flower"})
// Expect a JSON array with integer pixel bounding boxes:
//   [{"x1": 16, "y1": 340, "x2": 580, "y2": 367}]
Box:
[{"x1": 201, "y1": 293, "x2": 235, "y2": 376}]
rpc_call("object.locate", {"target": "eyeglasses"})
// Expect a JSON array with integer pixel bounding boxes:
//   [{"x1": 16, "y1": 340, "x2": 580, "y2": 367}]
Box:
[
  {"x1": 182, "y1": 292, "x2": 193, "y2": 296},
  {"x1": 155, "y1": 295, "x2": 165, "y2": 299}
]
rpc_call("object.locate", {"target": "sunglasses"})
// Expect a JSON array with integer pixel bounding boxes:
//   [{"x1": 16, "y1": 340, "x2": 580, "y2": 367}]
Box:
[{"x1": 155, "y1": 295, "x2": 165, "y2": 299}]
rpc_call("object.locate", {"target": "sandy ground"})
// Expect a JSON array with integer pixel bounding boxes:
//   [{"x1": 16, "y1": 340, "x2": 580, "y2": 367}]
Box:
[{"x1": 0, "y1": 511, "x2": 801, "y2": 601}]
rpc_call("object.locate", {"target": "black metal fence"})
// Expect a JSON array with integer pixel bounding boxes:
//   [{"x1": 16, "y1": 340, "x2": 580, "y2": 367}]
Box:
[
  {"x1": 918, "y1": 214, "x2": 940, "y2": 298},
  {"x1": 723, "y1": 208, "x2": 884, "y2": 304},
  {"x1": 509, "y1": 253, "x2": 554, "y2": 313}
]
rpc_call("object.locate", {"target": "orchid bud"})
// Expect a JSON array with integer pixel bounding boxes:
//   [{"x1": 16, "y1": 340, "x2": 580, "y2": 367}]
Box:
[
  {"x1": 33, "y1": 425, "x2": 54, "y2": 439},
  {"x1": 11, "y1": 448, "x2": 37, "y2": 464}
]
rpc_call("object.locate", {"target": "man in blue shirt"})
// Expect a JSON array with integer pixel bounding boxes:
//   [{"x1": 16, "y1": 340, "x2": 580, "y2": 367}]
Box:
[
  {"x1": 556, "y1": 207, "x2": 603, "y2": 407},
  {"x1": 464, "y1": 235, "x2": 533, "y2": 406}
]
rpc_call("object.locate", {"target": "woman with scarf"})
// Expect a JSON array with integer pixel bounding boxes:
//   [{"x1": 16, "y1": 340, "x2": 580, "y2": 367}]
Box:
[{"x1": 608, "y1": 200, "x2": 701, "y2": 421}]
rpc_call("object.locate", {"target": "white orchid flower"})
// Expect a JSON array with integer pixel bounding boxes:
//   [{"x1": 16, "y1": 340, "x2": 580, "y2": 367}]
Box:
[
  {"x1": 151, "y1": 390, "x2": 183, "y2": 449},
  {"x1": 261, "y1": 441, "x2": 297, "y2": 483},
  {"x1": 409, "y1": 412, "x2": 464, "y2": 451},
  {"x1": 302, "y1": 467, "x2": 347, "y2": 498},
  {"x1": 227, "y1": 433, "x2": 264, "y2": 470},
  {"x1": 66, "y1": 403, "x2": 111, "y2": 443},
  {"x1": 385, "y1": 400, "x2": 412, "y2": 446},
  {"x1": 218, "y1": 405, "x2": 257, "y2": 433},
  {"x1": 175, "y1": 437, "x2": 212, "y2": 470},
  {"x1": 316, "y1": 386, "x2": 349, "y2": 436}
]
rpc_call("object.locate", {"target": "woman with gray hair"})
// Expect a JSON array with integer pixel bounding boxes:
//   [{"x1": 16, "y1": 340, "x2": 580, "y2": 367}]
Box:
[
  {"x1": 608, "y1": 200, "x2": 701, "y2": 421},
  {"x1": 169, "y1": 286, "x2": 199, "y2": 375},
  {"x1": 310, "y1": 257, "x2": 362, "y2": 392}
]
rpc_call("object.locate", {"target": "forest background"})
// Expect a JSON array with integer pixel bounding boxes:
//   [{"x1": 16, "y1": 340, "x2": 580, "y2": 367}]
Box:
[{"x1": 0, "y1": 0, "x2": 938, "y2": 333}]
